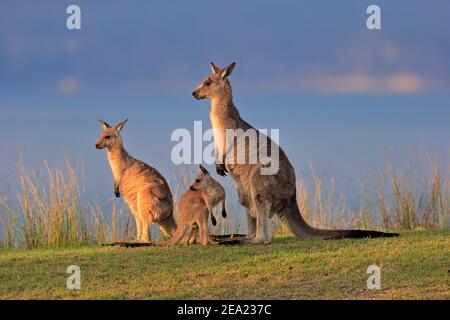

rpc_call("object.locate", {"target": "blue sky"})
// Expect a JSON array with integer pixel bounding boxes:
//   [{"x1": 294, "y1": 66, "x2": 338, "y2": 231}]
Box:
[{"x1": 0, "y1": 1, "x2": 449, "y2": 205}]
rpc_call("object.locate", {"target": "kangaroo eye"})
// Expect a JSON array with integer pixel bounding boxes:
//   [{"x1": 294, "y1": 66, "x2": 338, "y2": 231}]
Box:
[
  {"x1": 195, "y1": 179, "x2": 200, "y2": 183},
  {"x1": 205, "y1": 80, "x2": 212, "y2": 86},
  {"x1": 105, "y1": 136, "x2": 111, "y2": 139}
]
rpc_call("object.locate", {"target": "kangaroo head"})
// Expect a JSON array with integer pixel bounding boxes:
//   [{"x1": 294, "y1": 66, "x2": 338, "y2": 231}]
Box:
[
  {"x1": 192, "y1": 62, "x2": 236, "y2": 101},
  {"x1": 189, "y1": 165, "x2": 215, "y2": 191},
  {"x1": 95, "y1": 119, "x2": 128, "y2": 150}
]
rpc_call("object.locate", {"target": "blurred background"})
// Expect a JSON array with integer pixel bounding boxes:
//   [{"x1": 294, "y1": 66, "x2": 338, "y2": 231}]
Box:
[{"x1": 0, "y1": 1, "x2": 449, "y2": 239}]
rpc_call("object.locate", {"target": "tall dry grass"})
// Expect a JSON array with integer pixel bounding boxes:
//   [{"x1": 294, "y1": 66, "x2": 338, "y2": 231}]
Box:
[
  {"x1": 0, "y1": 158, "x2": 134, "y2": 248},
  {"x1": 273, "y1": 155, "x2": 449, "y2": 235},
  {"x1": 0, "y1": 155, "x2": 448, "y2": 248},
  {"x1": 371, "y1": 156, "x2": 449, "y2": 230}
]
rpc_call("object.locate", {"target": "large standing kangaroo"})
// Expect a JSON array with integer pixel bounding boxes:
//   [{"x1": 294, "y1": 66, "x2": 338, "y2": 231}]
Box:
[
  {"x1": 95, "y1": 119, "x2": 177, "y2": 242},
  {"x1": 192, "y1": 62, "x2": 398, "y2": 244}
]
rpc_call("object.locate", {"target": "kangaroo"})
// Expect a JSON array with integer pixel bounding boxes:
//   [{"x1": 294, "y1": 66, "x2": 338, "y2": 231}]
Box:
[
  {"x1": 194, "y1": 164, "x2": 227, "y2": 223},
  {"x1": 95, "y1": 119, "x2": 177, "y2": 242},
  {"x1": 163, "y1": 165, "x2": 226, "y2": 246},
  {"x1": 192, "y1": 62, "x2": 399, "y2": 244}
]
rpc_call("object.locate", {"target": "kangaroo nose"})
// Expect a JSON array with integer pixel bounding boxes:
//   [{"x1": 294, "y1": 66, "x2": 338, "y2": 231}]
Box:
[
  {"x1": 95, "y1": 143, "x2": 100, "y2": 149},
  {"x1": 192, "y1": 91, "x2": 196, "y2": 97}
]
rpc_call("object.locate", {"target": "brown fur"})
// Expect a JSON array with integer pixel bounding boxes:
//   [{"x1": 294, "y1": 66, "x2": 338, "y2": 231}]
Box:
[
  {"x1": 162, "y1": 165, "x2": 226, "y2": 246},
  {"x1": 192, "y1": 63, "x2": 398, "y2": 244},
  {"x1": 95, "y1": 119, "x2": 177, "y2": 242}
]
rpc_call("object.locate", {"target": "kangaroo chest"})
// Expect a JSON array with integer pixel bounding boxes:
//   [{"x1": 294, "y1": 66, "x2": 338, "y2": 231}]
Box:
[
  {"x1": 209, "y1": 111, "x2": 227, "y2": 156},
  {"x1": 107, "y1": 153, "x2": 124, "y2": 183},
  {"x1": 209, "y1": 111, "x2": 226, "y2": 133}
]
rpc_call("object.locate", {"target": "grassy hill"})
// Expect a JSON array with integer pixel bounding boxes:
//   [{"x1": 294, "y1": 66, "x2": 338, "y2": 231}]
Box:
[{"x1": 0, "y1": 230, "x2": 448, "y2": 300}]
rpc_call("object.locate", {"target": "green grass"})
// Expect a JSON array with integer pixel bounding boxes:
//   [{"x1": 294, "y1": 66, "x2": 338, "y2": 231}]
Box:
[{"x1": 0, "y1": 230, "x2": 448, "y2": 300}]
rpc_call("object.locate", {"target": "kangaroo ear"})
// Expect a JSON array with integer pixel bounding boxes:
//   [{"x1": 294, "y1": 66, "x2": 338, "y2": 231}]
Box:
[
  {"x1": 221, "y1": 62, "x2": 236, "y2": 79},
  {"x1": 199, "y1": 164, "x2": 210, "y2": 175},
  {"x1": 210, "y1": 62, "x2": 221, "y2": 75},
  {"x1": 98, "y1": 119, "x2": 111, "y2": 129},
  {"x1": 114, "y1": 119, "x2": 128, "y2": 131}
]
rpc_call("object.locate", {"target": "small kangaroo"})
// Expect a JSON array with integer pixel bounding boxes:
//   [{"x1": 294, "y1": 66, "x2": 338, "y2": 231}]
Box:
[
  {"x1": 194, "y1": 164, "x2": 227, "y2": 224},
  {"x1": 95, "y1": 119, "x2": 177, "y2": 242},
  {"x1": 192, "y1": 62, "x2": 398, "y2": 244},
  {"x1": 163, "y1": 165, "x2": 227, "y2": 246}
]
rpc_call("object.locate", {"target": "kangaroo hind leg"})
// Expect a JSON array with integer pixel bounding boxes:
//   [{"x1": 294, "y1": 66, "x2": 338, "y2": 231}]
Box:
[
  {"x1": 134, "y1": 215, "x2": 142, "y2": 241},
  {"x1": 198, "y1": 213, "x2": 210, "y2": 245},
  {"x1": 137, "y1": 191, "x2": 153, "y2": 243},
  {"x1": 248, "y1": 196, "x2": 272, "y2": 244},
  {"x1": 246, "y1": 209, "x2": 257, "y2": 239}
]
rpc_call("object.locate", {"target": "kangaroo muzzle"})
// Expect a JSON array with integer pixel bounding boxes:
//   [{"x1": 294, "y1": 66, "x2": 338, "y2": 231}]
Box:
[
  {"x1": 95, "y1": 141, "x2": 105, "y2": 149},
  {"x1": 192, "y1": 89, "x2": 206, "y2": 100},
  {"x1": 192, "y1": 91, "x2": 200, "y2": 100}
]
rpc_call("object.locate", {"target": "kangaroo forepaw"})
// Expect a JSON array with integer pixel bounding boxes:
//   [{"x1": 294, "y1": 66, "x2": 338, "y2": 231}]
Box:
[
  {"x1": 114, "y1": 191, "x2": 121, "y2": 198},
  {"x1": 216, "y1": 164, "x2": 227, "y2": 177},
  {"x1": 211, "y1": 214, "x2": 217, "y2": 226}
]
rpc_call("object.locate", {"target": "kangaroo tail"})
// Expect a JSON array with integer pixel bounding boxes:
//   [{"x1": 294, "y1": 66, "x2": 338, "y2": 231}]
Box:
[
  {"x1": 278, "y1": 194, "x2": 399, "y2": 239},
  {"x1": 156, "y1": 225, "x2": 191, "y2": 247}
]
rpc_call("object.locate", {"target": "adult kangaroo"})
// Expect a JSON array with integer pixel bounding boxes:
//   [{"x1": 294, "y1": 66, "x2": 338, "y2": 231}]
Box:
[
  {"x1": 95, "y1": 119, "x2": 177, "y2": 242},
  {"x1": 192, "y1": 62, "x2": 398, "y2": 244}
]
